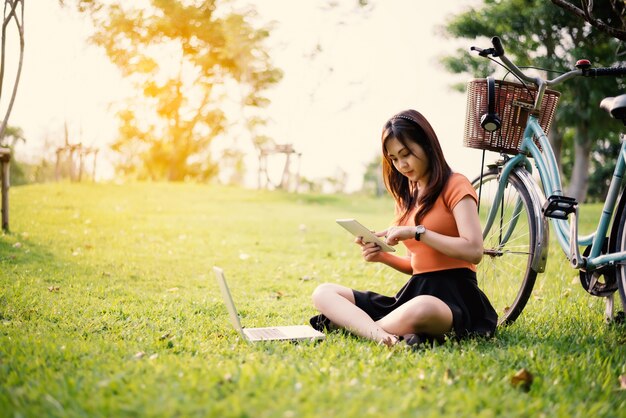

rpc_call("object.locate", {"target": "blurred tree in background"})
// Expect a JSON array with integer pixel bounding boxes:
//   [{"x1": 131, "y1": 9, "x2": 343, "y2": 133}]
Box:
[
  {"x1": 0, "y1": 1, "x2": 25, "y2": 189},
  {"x1": 362, "y1": 155, "x2": 385, "y2": 197},
  {"x1": 0, "y1": 0, "x2": 24, "y2": 143},
  {"x1": 551, "y1": 0, "x2": 626, "y2": 41},
  {"x1": 66, "y1": 0, "x2": 282, "y2": 181}
]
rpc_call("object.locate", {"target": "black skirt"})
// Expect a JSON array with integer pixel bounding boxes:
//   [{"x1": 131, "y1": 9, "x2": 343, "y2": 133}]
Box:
[{"x1": 310, "y1": 268, "x2": 497, "y2": 340}]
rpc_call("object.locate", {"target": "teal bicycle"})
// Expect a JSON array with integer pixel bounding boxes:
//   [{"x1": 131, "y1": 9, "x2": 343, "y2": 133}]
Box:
[{"x1": 466, "y1": 36, "x2": 626, "y2": 325}]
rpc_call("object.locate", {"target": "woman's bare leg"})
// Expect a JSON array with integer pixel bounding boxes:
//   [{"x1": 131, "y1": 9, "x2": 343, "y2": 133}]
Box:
[
  {"x1": 375, "y1": 295, "x2": 453, "y2": 337},
  {"x1": 312, "y1": 283, "x2": 398, "y2": 345}
]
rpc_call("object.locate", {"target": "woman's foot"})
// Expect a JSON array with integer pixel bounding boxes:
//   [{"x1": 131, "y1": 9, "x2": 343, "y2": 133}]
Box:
[{"x1": 379, "y1": 334, "x2": 401, "y2": 347}]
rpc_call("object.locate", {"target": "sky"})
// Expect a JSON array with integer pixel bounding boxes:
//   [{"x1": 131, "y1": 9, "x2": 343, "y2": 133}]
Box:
[{"x1": 7, "y1": 0, "x2": 487, "y2": 191}]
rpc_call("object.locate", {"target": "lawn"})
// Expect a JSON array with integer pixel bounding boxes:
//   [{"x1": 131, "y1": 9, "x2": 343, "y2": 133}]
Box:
[{"x1": 1, "y1": 182, "x2": 625, "y2": 417}]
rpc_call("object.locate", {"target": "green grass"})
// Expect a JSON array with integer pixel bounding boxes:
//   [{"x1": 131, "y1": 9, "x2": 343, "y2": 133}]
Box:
[{"x1": 1, "y1": 182, "x2": 625, "y2": 417}]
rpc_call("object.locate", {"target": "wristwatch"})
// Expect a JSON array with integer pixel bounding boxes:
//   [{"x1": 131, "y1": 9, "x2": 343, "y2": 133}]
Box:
[{"x1": 414, "y1": 225, "x2": 426, "y2": 241}]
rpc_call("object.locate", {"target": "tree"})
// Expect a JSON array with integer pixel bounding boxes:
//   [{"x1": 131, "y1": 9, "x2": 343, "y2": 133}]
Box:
[
  {"x1": 0, "y1": 0, "x2": 24, "y2": 143},
  {"x1": 68, "y1": 0, "x2": 282, "y2": 181},
  {"x1": 1, "y1": 124, "x2": 22, "y2": 147},
  {"x1": 441, "y1": 0, "x2": 624, "y2": 202},
  {"x1": 362, "y1": 154, "x2": 384, "y2": 197},
  {"x1": 551, "y1": 0, "x2": 626, "y2": 41}
]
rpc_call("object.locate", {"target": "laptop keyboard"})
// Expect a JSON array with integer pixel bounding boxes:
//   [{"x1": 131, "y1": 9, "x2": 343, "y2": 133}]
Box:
[{"x1": 247, "y1": 328, "x2": 287, "y2": 339}]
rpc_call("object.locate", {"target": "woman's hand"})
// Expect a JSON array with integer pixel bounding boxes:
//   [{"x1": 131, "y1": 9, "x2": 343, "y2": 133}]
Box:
[
  {"x1": 355, "y1": 230, "x2": 414, "y2": 274},
  {"x1": 354, "y1": 234, "x2": 387, "y2": 263},
  {"x1": 381, "y1": 226, "x2": 415, "y2": 246}
]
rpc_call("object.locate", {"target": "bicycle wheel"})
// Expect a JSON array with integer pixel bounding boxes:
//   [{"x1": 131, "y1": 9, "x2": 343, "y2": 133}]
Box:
[
  {"x1": 472, "y1": 167, "x2": 540, "y2": 325},
  {"x1": 615, "y1": 194, "x2": 626, "y2": 312}
]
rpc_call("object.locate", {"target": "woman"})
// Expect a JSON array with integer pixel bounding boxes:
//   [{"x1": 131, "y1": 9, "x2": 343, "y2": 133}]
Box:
[{"x1": 310, "y1": 109, "x2": 497, "y2": 347}]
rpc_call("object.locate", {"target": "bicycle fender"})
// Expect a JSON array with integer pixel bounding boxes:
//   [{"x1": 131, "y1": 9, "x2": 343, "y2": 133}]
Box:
[{"x1": 514, "y1": 167, "x2": 550, "y2": 273}]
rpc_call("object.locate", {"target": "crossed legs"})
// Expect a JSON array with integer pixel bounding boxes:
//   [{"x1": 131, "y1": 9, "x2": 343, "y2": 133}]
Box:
[{"x1": 311, "y1": 283, "x2": 453, "y2": 345}]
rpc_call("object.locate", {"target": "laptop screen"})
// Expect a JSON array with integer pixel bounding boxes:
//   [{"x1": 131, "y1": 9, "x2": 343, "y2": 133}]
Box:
[{"x1": 213, "y1": 266, "x2": 245, "y2": 335}]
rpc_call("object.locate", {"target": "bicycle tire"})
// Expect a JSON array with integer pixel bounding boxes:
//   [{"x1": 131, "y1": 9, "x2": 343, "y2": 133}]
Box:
[
  {"x1": 472, "y1": 167, "x2": 540, "y2": 325},
  {"x1": 614, "y1": 192, "x2": 626, "y2": 312}
]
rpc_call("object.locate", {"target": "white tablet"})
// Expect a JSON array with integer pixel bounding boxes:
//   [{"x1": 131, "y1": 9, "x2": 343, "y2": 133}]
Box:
[{"x1": 336, "y1": 218, "x2": 396, "y2": 252}]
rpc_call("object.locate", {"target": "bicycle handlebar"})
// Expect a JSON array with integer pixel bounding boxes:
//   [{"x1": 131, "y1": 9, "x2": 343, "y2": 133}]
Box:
[
  {"x1": 472, "y1": 36, "x2": 626, "y2": 88},
  {"x1": 491, "y1": 36, "x2": 504, "y2": 57},
  {"x1": 585, "y1": 67, "x2": 626, "y2": 77}
]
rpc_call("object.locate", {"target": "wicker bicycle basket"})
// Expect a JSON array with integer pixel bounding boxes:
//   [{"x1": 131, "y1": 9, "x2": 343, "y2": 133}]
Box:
[{"x1": 463, "y1": 79, "x2": 561, "y2": 155}]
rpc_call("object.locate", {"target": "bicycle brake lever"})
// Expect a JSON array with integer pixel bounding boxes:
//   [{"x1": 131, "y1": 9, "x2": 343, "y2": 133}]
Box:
[{"x1": 470, "y1": 46, "x2": 496, "y2": 57}]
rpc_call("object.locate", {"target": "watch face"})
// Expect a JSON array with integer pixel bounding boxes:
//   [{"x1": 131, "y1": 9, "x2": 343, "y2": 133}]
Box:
[{"x1": 415, "y1": 225, "x2": 425, "y2": 241}]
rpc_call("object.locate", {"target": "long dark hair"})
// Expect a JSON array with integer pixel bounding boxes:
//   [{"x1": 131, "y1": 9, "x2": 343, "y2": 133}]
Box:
[{"x1": 381, "y1": 109, "x2": 452, "y2": 225}]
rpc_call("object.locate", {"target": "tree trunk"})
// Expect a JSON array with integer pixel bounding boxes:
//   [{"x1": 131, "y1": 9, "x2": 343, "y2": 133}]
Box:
[
  {"x1": 566, "y1": 126, "x2": 591, "y2": 202},
  {"x1": 1, "y1": 147, "x2": 10, "y2": 231}
]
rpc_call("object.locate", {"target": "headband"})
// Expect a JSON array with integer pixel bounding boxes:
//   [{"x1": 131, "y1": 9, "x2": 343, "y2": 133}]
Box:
[{"x1": 391, "y1": 114, "x2": 419, "y2": 125}]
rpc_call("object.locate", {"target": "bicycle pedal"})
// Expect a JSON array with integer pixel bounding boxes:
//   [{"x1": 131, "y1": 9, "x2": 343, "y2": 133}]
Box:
[{"x1": 542, "y1": 195, "x2": 578, "y2": 219}]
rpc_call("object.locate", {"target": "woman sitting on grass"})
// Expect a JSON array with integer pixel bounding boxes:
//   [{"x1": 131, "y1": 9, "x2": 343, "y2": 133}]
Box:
[{"x1": 310, "y1": 109, "x2": 497, "y2": 347}]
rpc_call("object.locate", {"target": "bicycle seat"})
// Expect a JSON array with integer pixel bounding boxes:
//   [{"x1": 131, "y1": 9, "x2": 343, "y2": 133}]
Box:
[{"x1": 600, "y1": 94, "x2": 626, "y2": 122}]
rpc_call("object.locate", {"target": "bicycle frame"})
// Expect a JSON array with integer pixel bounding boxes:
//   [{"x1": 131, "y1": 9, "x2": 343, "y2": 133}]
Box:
[{"x1": 487, "y1": 114, "x2": 626, "y2": 272}]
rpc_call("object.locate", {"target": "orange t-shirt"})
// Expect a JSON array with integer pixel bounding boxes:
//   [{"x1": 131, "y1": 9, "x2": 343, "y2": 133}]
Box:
[{"x1": 398, "y1": 173, "x2": 478, "y2": 274}]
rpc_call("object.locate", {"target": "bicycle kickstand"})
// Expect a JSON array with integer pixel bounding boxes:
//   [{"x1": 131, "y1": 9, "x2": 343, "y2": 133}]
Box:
[{"x1": 604, "y1": 293, "x2": 614, "y2": 324}]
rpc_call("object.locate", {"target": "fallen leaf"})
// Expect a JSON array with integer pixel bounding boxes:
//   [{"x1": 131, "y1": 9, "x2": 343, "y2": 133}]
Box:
[
  {"x1": 47, "y1": 286, "x2": 60, "y2": 292},
  {"x1": 159, "y1": 332, "x2": 171, "y2": 340},
  {"x1": 619, "y1": 374, "x2": 626, "y2": 390},
  {"x1": 134, "y1": 351, "x2": 146, "y2": 359},
  {"x1": 511, "y1": 368, "x2": 533, "y2": 391}
]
